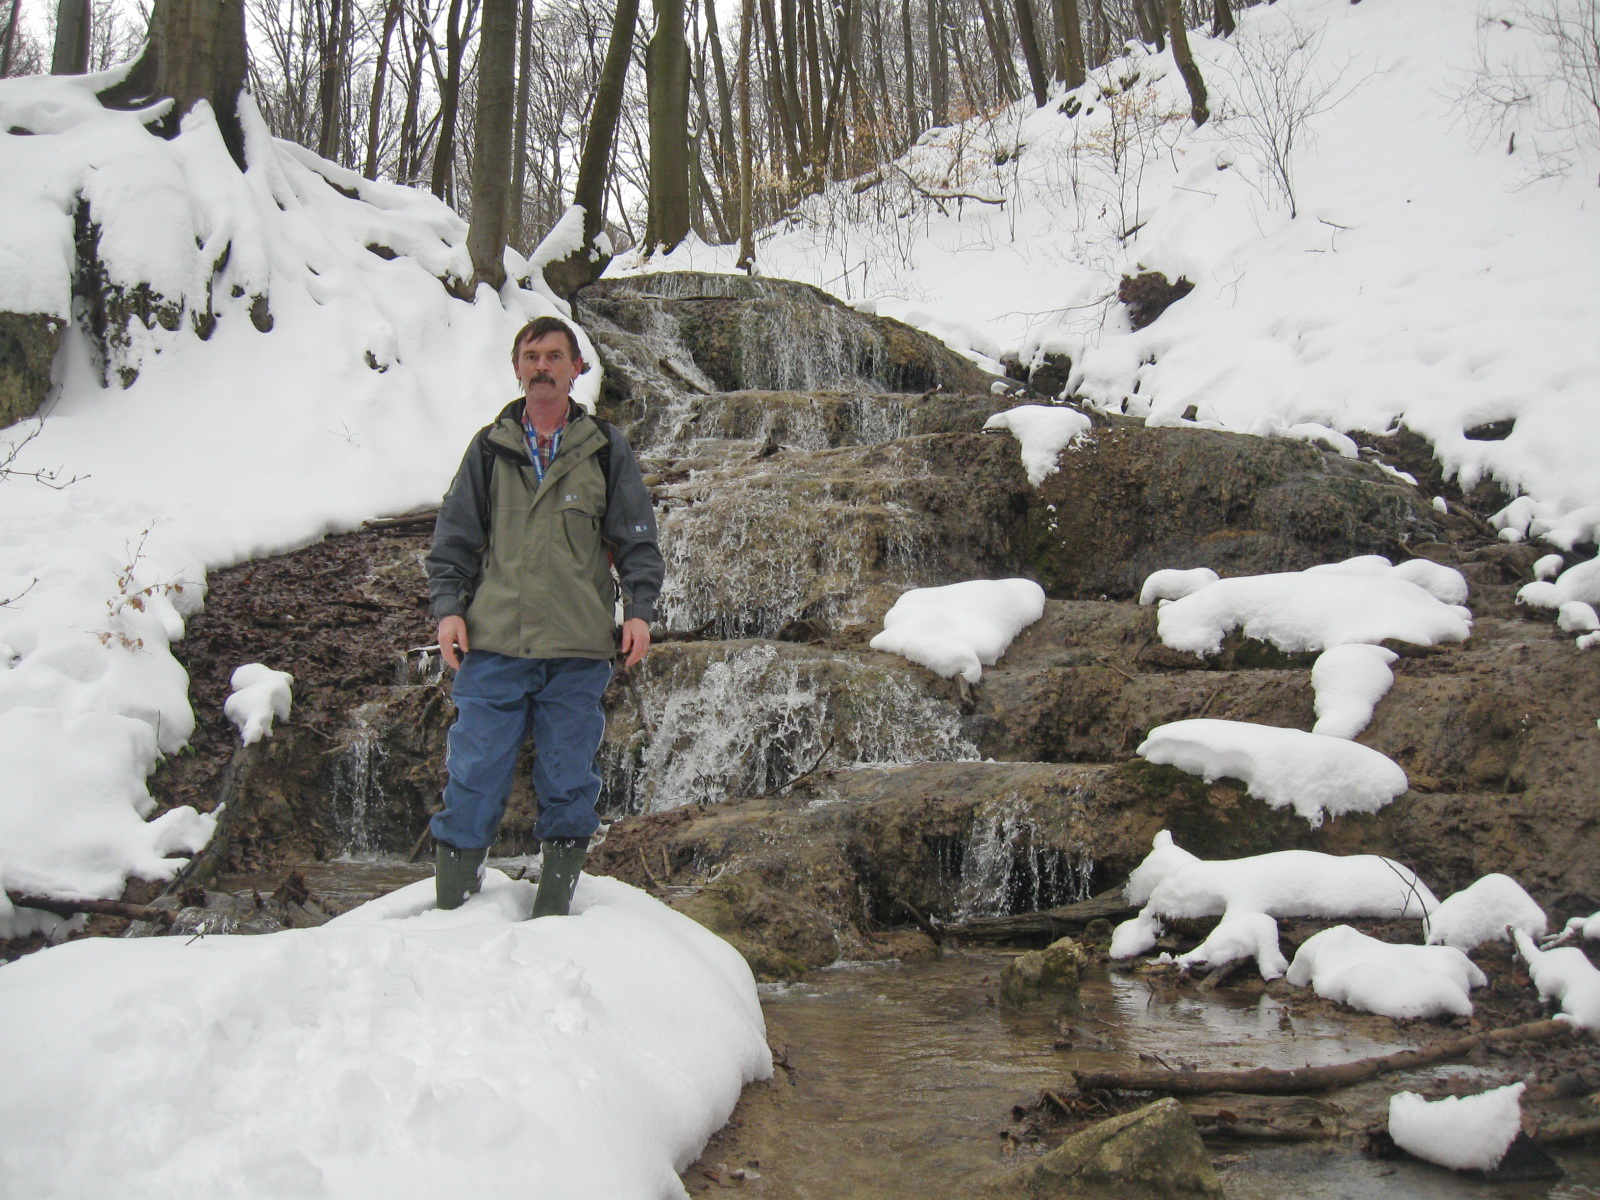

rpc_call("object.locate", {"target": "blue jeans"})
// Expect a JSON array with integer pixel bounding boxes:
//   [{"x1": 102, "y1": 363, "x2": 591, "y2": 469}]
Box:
[{"x1": 430, "y1": 651, "x2": 613, "y2": 849}]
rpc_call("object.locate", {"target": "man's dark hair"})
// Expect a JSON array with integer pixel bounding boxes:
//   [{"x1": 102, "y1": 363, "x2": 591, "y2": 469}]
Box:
[{"x1": 511, "y1": 315, "x2": 583, "y2": 361}]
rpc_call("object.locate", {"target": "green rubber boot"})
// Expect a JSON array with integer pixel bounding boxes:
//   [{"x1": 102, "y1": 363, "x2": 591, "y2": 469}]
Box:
[
  {"x1": 531, "y1": 837, "x2": 590, "y2": 918},
  {"x1": 435, "y1": 842, "x2": 488, "y2": 911}
]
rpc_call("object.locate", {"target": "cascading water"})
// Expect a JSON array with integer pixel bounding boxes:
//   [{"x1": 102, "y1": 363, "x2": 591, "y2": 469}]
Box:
[
  {"x1": 950, "y1": 794, "x2": 1095, "y2": 922},
  {"x1": 601, "y1": 643, "x2": 975, "y2": 814},
  {"x1": 327, "y1": 708, "x2": 386, "y2": 859}
]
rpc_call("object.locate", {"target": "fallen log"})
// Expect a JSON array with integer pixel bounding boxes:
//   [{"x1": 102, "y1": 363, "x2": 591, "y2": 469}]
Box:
[
  {"x1": 943, "y1": 888, "x2": 1136, "y2": 943},
  {"x1": 362, "y1": 510, "x2": 438, "y2": 531},
  {"x1": 1532, "y1": 1115, "x2": 1600, "y2": 1145},
  {"x1": 1074, "y1": 1018, "x2": 1577, "y2": 1096},
  {"x1": 6, "y1": 892, "x2": 173, "y2": 926}
]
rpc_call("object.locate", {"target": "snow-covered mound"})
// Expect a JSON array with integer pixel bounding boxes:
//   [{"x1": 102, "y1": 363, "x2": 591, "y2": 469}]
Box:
[
  {"x1": 981, "y1": 404, "x2": 1092, "y2": 484},
  {"x1": 1137, "y1": 717, "x2": 1408, "y2": 825},
  {"x1": 869, "y1": 578, "x2": 1046, "y2": 682},
  {"x1": 0, "y1": 872, "x2": 771, "y2": 1198},
  {"x1": 1286, "y1": 924, "x2": 1486, "y2": 1019},
  {"x1": 0, "y1": 71, "x2": 584, "y2": 922},
  {"x1": 1110, "y1": 832, "x2": 1438, "y2": 977},
  {"x1": 1515, "y1": 928, "x2": 1600, "y2": 1029},
  {"x1": 1389, "y1": 1084, "x2": 1525, "y2": 1172},
  {"x1": 1152, "y1": 557, "x2": 1472, "y2": 657},
  {"x1": 1310, "y1": 644, "x2": 1397, "y2": 739},
  {"x1": 629, "y1": 0, "x2": 1600, "y2": 552},
  {"x1": 223, "y1": 662, "x2": 294, "y2": 745},
  {"x1": 1425, "y1": 873, "x2": 1547, "y2": 952}
]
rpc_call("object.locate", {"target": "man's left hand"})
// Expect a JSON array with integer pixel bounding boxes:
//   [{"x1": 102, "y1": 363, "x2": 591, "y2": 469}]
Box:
[{"x1": 620, "y1": 617, "x2": 652, "y2": 668}]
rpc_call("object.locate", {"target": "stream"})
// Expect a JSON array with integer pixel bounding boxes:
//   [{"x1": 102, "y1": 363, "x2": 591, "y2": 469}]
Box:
[{"x1": 209, "y1": 860, "x2": 1600, "y2": 1200}]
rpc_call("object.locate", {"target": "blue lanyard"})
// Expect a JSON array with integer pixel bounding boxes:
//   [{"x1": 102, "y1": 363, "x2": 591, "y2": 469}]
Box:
[{"x1": 522, "y1": 417, "x2": 564, "y2": 485}]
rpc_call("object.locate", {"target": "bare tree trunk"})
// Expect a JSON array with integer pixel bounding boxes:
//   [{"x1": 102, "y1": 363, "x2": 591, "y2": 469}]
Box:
[
  {"x1": 927, "y1": 0, "x2": 948, "y2": 125},
  {"x1": 1, "y1": 0, "x2": 22, "y2": 76},
  {"x1": 542, "y1": 0, "x2": 640, "y2": 297},
  {"x1": 645, "y1": 0, "x2": 692, "y2": 252},
  {"x1": 736, "y1": 0, "x2": 754, "y2": 269},
  {"x1": 1136, "y1": 0, "x2": 1164, "y2": 50},
  {"x1": 508, "y1": 0, "x2": 534, "y2": 247},
  {"x1": 315, "y1": 0, "x2": 342, "y2": 159},
  {"x1": 1164, "y1": 0, "x2": 1207, "y2": 124},
  {"x1": 1086, "y1": 0, "x2": 1108, "y2": 67},
  {"x1": 430, "y1": 0, "x2": 467, "y2": 201},
  {"x1": 466, "y1": 0, "x2": 516, "y2": 289},
  {"x1": 1010, "y1": 0, "x2": 1049, "y2": 106},
  {"x1": 362, "y1": 0, "x2": 402, "y2": 178},
  {"x1": 760, "y1": 0, "x2": 801, "y2": 179},
  {"x1": 99, "y1": 0, "x2": 250, "y2": 166},
  {"x1": 1051, "y1": 0, "x2": 1085, "y2": 88},
  {"x1": 397, "y1": 2, "x2": 429, "y2": 185},
  {"x1": 51, "y1": 0, "x2": 90, "y2": 73},
  {"x1": 976, "y1": 0, "x2": 1019, "y2": 103},
  {"x1": 703, "y1": 0, "x2": 736, "y2": 178},
  {"x1": 900, "y1": 0, "x2": 919, "y2": 141},
  {"x1": 1211, "y1": 0, "x2": 1234, "y2": 37}
]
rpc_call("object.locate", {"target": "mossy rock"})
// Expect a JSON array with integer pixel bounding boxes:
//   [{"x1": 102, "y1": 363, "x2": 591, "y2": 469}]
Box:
[{"x1": 0, "y1": 312, "x2": 65, "y2": 427}]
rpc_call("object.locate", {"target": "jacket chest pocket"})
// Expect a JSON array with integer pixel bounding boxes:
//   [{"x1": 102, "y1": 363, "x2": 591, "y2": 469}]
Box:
[{"x1": 557, "y1": 492, "x2": 601, "y2": 558}]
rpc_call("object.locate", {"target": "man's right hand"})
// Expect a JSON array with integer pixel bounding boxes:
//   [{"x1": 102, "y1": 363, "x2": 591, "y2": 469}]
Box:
[{"x1": 437, "y1": 615, "x2": 470, "y2": 671}]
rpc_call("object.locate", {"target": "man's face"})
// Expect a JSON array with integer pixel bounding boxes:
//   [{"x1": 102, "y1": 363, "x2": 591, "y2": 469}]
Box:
[{"x1": 514, "y1": 331, "x2": 585, "y2": 404}]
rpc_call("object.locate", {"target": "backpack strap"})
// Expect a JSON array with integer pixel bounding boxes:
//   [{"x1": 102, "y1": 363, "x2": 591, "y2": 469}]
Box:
[{"x1": 475, "y1": 414, "x2": 615, "y2": 532}]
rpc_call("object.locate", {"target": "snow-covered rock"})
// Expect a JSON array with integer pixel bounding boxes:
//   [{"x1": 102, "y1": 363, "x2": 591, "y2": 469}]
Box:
[
  {"x1": 1137, "y1": 718, "x2": 1408, "y2": 825},
  {"x1": 982, "y1": 404, "x2": 1093, "y2": 485},
  {"x1": 1286, "y1": 924, "x2": 1485, "y2": 1019},
  {"x1": 869, "y1": 578, "x2": 1046, "y2": 683},
  {"x1": 223, "y1": 663, "x2": 294, "y2": 745},
  {"x1": 1425, "y1": 873, "x2": 1547, "y2": 952},
  {"x1": 1389, "y1": 1084, "x2": 1525, "y2": 1172},
  {"x1": 1515, "y1": 929, "x2": 1600, "y2": 1029},
  {"x1": 1310, "y1": 644, "x2": 1398, "y2": 739},
  {"x1": 1138, "y1": 567, "x2": 1219, "y2": 606}
]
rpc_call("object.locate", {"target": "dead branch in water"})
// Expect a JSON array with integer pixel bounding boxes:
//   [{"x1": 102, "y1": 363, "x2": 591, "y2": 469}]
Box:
[
  {"x1": 943, "y1": 888, "x2": 1136, "y2": 943},
  {"x1": 1073, "y1": 1018, "x2": 1578, "y2": 1095},
  {"x1": 6, "y1": 892, "x2": 174, "y2": 926}
]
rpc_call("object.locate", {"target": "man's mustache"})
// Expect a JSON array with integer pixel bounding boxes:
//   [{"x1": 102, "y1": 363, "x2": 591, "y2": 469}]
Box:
[{"x1": 527, "y1": 373, "x2": 555, "y2": 385}]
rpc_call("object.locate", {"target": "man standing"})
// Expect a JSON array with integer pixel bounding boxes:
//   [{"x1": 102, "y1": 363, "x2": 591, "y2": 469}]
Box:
[{"x1": 426, "y1": 315, "x2": 663, "y2": 916}]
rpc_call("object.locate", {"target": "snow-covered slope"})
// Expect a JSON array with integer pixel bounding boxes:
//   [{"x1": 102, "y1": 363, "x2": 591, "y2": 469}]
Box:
[
  {"x1": 630, "y1": 0, "x2": 1600, "y2": 549},
  {"x1": 0, "y1": 68, "x2": 587, "y2": 921}
]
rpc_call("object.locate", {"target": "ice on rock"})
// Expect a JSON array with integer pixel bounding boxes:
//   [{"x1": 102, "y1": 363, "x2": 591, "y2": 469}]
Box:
[
  {"x1": 870, "y1": 579, "x2": 1046, "y2": 683},
  {"x1": 1311, "y1": 644, "x2": 1398, "y2": 739},
  {"x1": 1155, "y1": 557, "x2": 1472, "y2": 657},
  {"x1": 1389, "y1": 1084, "x2": 1525, "y2": 1172},
  {"x1": 1138, "y1": 718, "x2": 1409, "y2": 825},
  {"x1": 1110, "y1": 833, "x2": 1437, "y2": 979},
  {"x1": 982, "y1": 404, "x2": 1093, "y2": 485},
  {"x1": 1425, "y1": 873, "x2": 1547, "y2": 952},
  {"x1": 0, "y1": 873, "x2": 772, "y2": 1198},
  {"x1": 1138, "y1": 568, "x2": 1219, "y2": 606},
  {"x1": 1286, "y1": 925, "x2": 1486, "y2": 1019},
  {"x1": 1557, "y1": 601, "x2": 1599, "y2": 634},
  {"x1": 224, "y1": 663, "x2": 294, "y2": 745},
  {"x1": 1515, "y1": 929, "x2": 1600, "y2": 1029}
]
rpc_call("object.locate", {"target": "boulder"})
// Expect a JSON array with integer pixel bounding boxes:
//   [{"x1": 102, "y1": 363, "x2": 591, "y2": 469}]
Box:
[
  {"x1": 999, "y1": 937, "x2": 1086, "y2": 1012},
  {"x1": 0, "y1": 311, "x2": 65, "y2": 428},
  {"x1": 994, "y1": 1097, "x2": 1225, "y2": 1199}
]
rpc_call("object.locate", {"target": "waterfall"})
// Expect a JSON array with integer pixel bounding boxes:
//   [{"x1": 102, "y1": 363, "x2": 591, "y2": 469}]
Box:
[
  {"x1": 950, "y1": 794, "x2": 1095, "y2": 922},
  {"x1": 327, "y1": 708, "x2": 386, "y2": 859},
  {"x1": 602, "y1": 643, "x2": 975, "y2": 814}
]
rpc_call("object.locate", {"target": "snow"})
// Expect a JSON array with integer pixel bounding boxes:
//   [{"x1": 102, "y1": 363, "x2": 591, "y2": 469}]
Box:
[
  {"x1": 981, "y1": 404, "x2": 1093, "y2": 485},
  {"x1": 869, "y1": 579, "x2": 1046, "y2": 683},
  {"x1": 1111, "y1": 832, "x2": 1438, "y2": 978},
  {"x1": 1286, "y1": 924, "x2": 1486, "y2": 1018},
  {"x1": 1515, "y1": 929, "x2": 1600, "y2": 1029},
  {"x1": 1137, "y1": 718, "x2": 1409, "y2": 825},
  {"x1": 1557, "y1": 601, "x2": 1599, "y2": 633},
  {"x1": 1518, "y1": 556, "x2": 1600, "y2": 610},
  {"x1": 1425, "y1": 873, "x2": 1547, "y2": 952},
  {"x1": 1534, "y1": 554, "x2": 1565, "y2": 581},
  {"x1": 0, "y1": 872, "x2": 772, "y2": 1199},
  {"x1": 1564, "y1": 912, "x2": 1600, "y2": 942},
  {"x1": 1153, "y1": 557, "x2": 1473, "y2": 657},
  {"x1": 625, "y1": 0, "x2": 1600, "y2": 554},
  {"x1": 1389, "y1": 1083, "x2": 1525, "y2": 1172},
  {"x1": 223, "y1": 663, "x2": 294, "y2": 745},
  {"x1": 1310, "y1": 644, "x2": 1397, "y2": 739},
  {"x1": 0, "y1": 73, "x2": 587, "y2": 927},
  {"x1": 1139, "y1": 567, "x2": 1219, "y2": 606}
]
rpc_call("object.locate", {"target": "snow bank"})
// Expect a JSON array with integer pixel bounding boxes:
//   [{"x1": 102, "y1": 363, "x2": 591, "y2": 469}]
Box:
[
  {"x1": 1154, "y1": 558, "x2": 1472, "y2": 657},
  {"x1": 1425, "y1": 873, "x2": 1547, "y2": 952},
  {"x1": 981, "y1": 404, "x2": 1093, "y2": 485},
  {"x1": 1389, "y1": 1084, "x2": 1525, "y2": 1172},
  {"x1": 1110, "y1": 832, "x2": 1437, "y2": 977},
  {"x1": 0, "y1": 872, "x2": 771, "y2": 1198},
  {"x1": 1310, "y1": 644, "x2": 1397, "y2": 739},
  {"x1": 223, "y1": 663, "x2": 294, "y2": 745},
  {"x1": 1137, "y1": 718, "x2": 1408, "y2": 825},
  {"x1": 1515, "y1": 929, "x2": 1600, "y2": 1029},
  {"x1": 0, "y1": 72, "x2": 586, "y2": 919},
  {"x1": 1557, "y1": 601, "x2": 1599, "y2": 633},
  {"x1": 869, "y1": 579, "x2": 1046, "y2": 683},
  {"x1": 1286, "y1": 925, "x2": 1485, "y2": 1019},
  {"x1": 1519, "y1": 557, "x2": 1600, "y2": 610}
]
